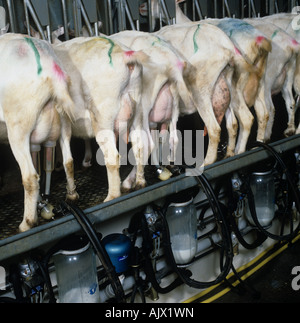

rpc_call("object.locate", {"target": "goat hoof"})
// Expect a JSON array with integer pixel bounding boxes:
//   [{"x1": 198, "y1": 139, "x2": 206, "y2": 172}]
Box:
[
  {"x1": 284, "y1": 129, "x2": 295, "y2": 137},
  {"x1": 121, "y1": 180, "x2": 132, "y2": 193},
  {"x1": 135, "y1": 181, "x2": 147, "y2": 191},
  {"x1": 82, "y1": 160, "x2": 92, "y2": 169},
  {"x1": 104, "y1": 193, "x2": 121, "y2": 203},
  {"x1": 19, "y1": 219, "x2": 36, "y2": 232},
  {"x1": 121, "y1": 186, "x2": 131, "y2": 194},
  {"x1": 66, "y1": 191, "x2": 79, "y2": 202}
]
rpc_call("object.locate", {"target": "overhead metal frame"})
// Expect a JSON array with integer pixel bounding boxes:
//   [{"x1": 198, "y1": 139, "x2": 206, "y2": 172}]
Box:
[
  {"x1": 0, "y1": 135, "x2": 299, "y2": 262},
  {"x1": 3, "y1": 0, "x2": 300, "y2": 38},
  {"x1": 23, "y1": 0, "x2": 51, "y2": 41}
]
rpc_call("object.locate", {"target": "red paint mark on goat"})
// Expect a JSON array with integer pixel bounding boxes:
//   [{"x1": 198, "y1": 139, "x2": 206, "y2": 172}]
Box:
[
  {"x1": 256, "y1": 36, "x2": 265, "y2": 45},
  {"x1": 125, "y1": 50, "x2": 135, "y2": 58},
  {"x1": 292, "y1": 39, "x2": 299, "y2": 47},
  {"x1": 53, "y1": 62, "x2": 66, "y2": 81}
]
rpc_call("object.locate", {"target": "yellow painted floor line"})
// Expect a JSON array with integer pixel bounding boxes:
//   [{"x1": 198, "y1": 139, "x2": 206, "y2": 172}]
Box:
[{"x1": 183, "y1": 234, "x2": 300, "y2": 303}]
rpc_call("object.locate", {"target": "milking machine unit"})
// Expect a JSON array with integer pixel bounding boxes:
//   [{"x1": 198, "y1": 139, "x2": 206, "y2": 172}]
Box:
[
  {"x1": 228, "y1": 142, "x2": 300, "y2": 245},
  {"x1": 165, "y1": 198, "x2": 198, "y2": 265},
  {"x1": 52, "y1": 236, "x2": 100, "y2": 303},
  {"x1": 30, "y1": 140, "x2": 57, "y2": 221}
]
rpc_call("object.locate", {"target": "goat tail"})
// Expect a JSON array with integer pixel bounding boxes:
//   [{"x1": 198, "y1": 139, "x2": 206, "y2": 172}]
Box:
[
  {"x1": 256, "y1": 36, "x2": 272, "y2": 54},
  {"x1": 122, "y1": 50, "x2": 149, "y2": 105},
  {"x1": 167, "y1": 61, "x2": 197, "y2": 114},
  {"x1": 176, "y1": 71, "x2": 197, "y2": 114},
  {"x1": 123, "y1": 49, "x2": 149, "y2": 66},
  {"x1": 51, "y1": 66, "x2": 75, "y2": 122}
]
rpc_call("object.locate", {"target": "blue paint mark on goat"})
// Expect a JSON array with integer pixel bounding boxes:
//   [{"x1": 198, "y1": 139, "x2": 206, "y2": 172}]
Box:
[{"x1": 216, "y1": 18, "x2": 257, "y2": 39}]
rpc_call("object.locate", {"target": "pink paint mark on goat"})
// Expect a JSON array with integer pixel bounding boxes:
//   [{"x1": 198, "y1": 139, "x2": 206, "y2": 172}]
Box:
[
  {"x1": 53, "y1": 62, "x2": 66, "y2": 81},
  {"x1": 176, "y1": 60, "x2": 185, "y2": 72},
  {"x1": 125, "y1": 50, "x2": 135, "y2": 58},
  {"x1": 256, "y1": 36, "x2": 265, "y2": 45},
  {"x1": 18, "y1": 44, "x2": 28, "y2": 57},
  {"x1": 234, "y1": 47, "x2": 241, "y2": 56},
  {"x1": 292, "y1": 39, "x2": 299, "y2": 47}
]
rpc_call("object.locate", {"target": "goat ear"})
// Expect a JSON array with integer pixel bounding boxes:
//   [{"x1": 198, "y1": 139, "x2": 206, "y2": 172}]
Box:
[
  {"x1": 28, "y1": 24, "x2": 40, "y2": 38},
  {"x1": 176, "y1": 0, "x2": 186, "y2": 3},
  {"x1": 0, "y1": 23, "x2": 8, "y2": 35}
]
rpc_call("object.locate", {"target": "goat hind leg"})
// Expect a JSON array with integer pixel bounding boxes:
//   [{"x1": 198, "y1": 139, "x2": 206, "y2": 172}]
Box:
[{"x1": 8, "y1": 131, "x2": 40, "y2": 232}]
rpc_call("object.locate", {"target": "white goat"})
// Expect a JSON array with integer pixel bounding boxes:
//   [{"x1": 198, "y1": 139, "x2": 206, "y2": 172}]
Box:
[
  {"x1": 142, "y1": 0, "x2": 271, "y2": 160},
  {"x1": 0, "y1": 33, "x2": 76, "y2": 232},
  {"x1": 53, "y1": 36, "x2": 147, "y2": 202},
  {"x1": 108, "y1": 30, "x2": 196, "y2": 184},
  {"x1": 245, "y1": 19, "x2": 300, "y2": 139}
]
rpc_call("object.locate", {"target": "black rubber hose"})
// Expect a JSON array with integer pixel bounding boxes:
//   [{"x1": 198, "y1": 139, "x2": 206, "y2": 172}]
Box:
[
  {"x1": 139, "y1": 212, "x2": 185, "y2": 294},
  {"x1": 224, "y1": 175, "x2": 268, "y2": 249},
  {"x1": 36, "y1": 259, "x2": 56, "y2": 303},
  {"x1": 229, "y1": 211, "x2": 267, "y2": 249},
  {"x1": 9, "y1": 264, "x2": 28, "y2": 303},
  {"x1": 247, "y1": 142, "x2": 300, "y2": 241},
  {"x1": 60, "y1": 201, "x2": 126, "y2": 303}
]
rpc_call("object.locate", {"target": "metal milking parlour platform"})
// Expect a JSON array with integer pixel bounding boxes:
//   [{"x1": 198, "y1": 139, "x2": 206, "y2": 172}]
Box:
[{"x1": 0, "y1": 134, "x2": 300, "y2": 262}]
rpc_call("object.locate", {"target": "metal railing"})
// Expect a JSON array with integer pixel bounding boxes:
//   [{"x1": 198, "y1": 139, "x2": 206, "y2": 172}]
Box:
[
  {"x1": 1, "y1": 0, "x2": 300, "y2": 41},
  {"x1": 0, "y1": 134, "x2": 299, "y2": 262}
]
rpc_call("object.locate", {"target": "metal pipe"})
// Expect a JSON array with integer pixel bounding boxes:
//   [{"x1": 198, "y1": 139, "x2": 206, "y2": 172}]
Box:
[
  {"x1": 194, "y1": 0, "x2": 203, "y2": 20},
  {"x1": 124, "y1": 0, "x2": 136, "y2": 31},
  {"x1": 94, "y1": 22, "x2": 98, "y2": 36},
  {"x1": 107, "y1": 0, "x2": 113, "y2": 35},
  {"x1": 214, "y1": 0, "x2": 218, "y2": 18},
  {"x1": 148, "y1": 0, "x2": 152, "y2": 32},
  {"x1": 117, "y1": 0, "x2": 125, "y2": 31},
  {"x1": 25, "y1": 0, "x2": 47, "y2": 40},
  {"x1": 160, "y1": 0, "x2": 172, "y2": 25},
  {"x1": 6, "y1": 0, "x2": 16, "y2": 32},
  {"x1": 249, "y1": 0, "x2": 257, "y2": 17},
  {"x1": 78, "y1": 0, "x2": 93, "y2": 36},
  {"x1": 223, "y1": 0, "x2": 231, "y2": 17},
  {"x1": 23, "y1": 0, "x2": 31, "y2": 36},
  {"x1": 72, "y1": 0, "x2": 80, "y2": 37},
  {"x1": 61, "y1": 0, "x2": 69, "y2": 40},
  {"x1": 192, "y1": 0, "x2": 196, "y2": 20},
  {"x1": 46, "y1": 24, "x2": 51, "y2": 43},
  {"x1": 159, "y1": 0, "x2": 163, "y2": 29}
]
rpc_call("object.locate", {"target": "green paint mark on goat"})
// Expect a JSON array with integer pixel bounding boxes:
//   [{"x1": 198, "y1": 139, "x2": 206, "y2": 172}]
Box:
[
  {"x1": 24, "y1": 37, "x2": 42, "y2": 75},
  {"x1": 193, "y1": 24, "x2": 201, "y2": 53},
  {"x1": 271, "y1": 29, "x2": 279, "y2": 39}
]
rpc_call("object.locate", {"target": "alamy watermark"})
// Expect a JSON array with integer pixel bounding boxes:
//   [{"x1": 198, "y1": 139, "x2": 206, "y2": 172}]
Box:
[
  {"x1": 94, "y1": 124, "x2": 205, "y2": 177},
  {"x1": 0, "y1": 266, "x2": 5, "y2": 290},
  {"x1": 292, "y1": 266, "x2": 300, "y2": 291}
]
